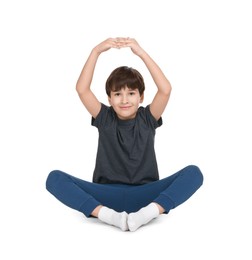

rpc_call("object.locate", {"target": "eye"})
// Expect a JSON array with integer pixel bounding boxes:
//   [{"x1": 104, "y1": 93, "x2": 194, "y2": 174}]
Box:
[
  {"x1": 129, "y1": 92, "x2": 135, "y2": 95},
  {"x1": 114, "y1": 92, "x2": 120, "y2": 96}
]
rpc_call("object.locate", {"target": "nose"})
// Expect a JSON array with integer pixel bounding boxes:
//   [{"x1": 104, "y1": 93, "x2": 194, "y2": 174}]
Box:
[{"x1": 121, "y1": 94, "x2": 128, "y2": 104}]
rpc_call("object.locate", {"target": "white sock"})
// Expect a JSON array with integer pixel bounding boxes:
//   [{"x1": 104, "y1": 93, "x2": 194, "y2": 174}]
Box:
[
  {"x1": 98, "y1": 206, "x2": 128, "y2": 231},
  {"x1": 128, "y1": 203, "x2": 160, "y2": 232}
]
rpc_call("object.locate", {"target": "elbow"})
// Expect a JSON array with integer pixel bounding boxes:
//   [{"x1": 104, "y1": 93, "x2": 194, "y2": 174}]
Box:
[
  {"x1": 168, "y1": 84, "x2": 172, "y2": 95},
  {"x1": 168, "y1": 82, "x2": 172, "y2": 94},
  {"x1": 76, "y1": 82, "x2": 82, "y2": 95},
  {"x1": 163, "y1": 84, "x2": 172, "y2": 96}
]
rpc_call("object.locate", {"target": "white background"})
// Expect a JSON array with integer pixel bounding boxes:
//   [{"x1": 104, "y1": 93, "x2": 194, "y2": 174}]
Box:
[{"x1": 1, "y1": 0, "x2": 251, "y2": 259}]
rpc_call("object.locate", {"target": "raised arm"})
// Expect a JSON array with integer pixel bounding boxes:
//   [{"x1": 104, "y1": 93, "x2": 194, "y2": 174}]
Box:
[
  {"x1": 118, "y1": 38, "x2": 172, "y2": 120},
  {"x1": 76, "y1": 38, "x2": 121, "y2": 118}
]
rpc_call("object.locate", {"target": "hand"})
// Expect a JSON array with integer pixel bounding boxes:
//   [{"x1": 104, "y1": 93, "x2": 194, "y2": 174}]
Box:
[
  {"x1": 93, "y1": 38, "x2": 121, "y2": 54},
  {"x1": 115, "y1": 37, "x2": 145, "y2": 56}
]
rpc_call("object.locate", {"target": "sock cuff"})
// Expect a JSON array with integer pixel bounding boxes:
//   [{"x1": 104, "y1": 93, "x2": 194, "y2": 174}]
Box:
[
  {"x1": 139, "y1": 203, "x2": 159, "y2": 219},
  {"x1": 98, "y1": 206, "x2": 111, "y2": 220},
  {"x1": 149, "y1": 203, "x2": 160, "y2": 217}
]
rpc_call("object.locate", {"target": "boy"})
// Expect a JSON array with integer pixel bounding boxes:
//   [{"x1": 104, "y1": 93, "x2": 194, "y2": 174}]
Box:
[{"x1": 46, "y1": 37, "x2": 203, "y2": 231}]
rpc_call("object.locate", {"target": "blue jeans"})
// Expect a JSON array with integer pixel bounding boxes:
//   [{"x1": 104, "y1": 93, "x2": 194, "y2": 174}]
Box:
[{"x1": 46, "y1": 165, "x2": 203, "y2": 217}]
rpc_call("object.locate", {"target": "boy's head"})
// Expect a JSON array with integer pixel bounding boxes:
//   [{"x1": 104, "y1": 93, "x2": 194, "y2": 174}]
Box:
[{"x1": 105, "y1": 66, "x2": 145, "y2": 97}]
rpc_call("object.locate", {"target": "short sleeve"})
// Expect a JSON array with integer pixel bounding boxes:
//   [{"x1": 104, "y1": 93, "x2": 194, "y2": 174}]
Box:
[
  {"x1": 91, "y1": 103, "x2": 113, "y2": 129},
  {"x1": 141, "y1": 105, "x2": 163, "y2": 130}
]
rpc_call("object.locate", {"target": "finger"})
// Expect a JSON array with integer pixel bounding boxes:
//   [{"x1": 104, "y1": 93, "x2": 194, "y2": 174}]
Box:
[
  {"x1": 115, "y1": 37, "x2": 130, "y2": 43},
  {"x1": 109, "y1": 38, "x2": 121, "y2": 48}
]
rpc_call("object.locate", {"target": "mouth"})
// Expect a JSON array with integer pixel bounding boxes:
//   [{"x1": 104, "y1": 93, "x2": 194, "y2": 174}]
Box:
[{"x1": 120, "y1": 106, "x2": 131, "y2": 110}]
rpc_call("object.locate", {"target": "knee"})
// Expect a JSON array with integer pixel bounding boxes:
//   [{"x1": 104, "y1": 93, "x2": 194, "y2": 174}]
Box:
[
  {"x1": 46, "y1": 170, "x2": 64, "y2": 191},
  {"x1": 185, "y1": 165, "x2": 204, "y2": 186}
]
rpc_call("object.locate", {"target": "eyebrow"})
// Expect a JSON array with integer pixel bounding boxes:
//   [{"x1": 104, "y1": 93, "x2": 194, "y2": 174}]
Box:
[{"x1": 112, "y1": 88, "x2": 137, "y2": 93}]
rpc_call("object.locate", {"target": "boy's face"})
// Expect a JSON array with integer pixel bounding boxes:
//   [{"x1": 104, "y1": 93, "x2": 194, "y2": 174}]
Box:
[{"x1": 108, "y1": 86, "x2": 144, "y2": 120}]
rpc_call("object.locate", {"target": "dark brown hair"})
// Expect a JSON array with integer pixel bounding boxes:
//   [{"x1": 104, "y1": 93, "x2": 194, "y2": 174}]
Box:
[{"x1": 105, "y1": 66, "x2": 145, "y2": 97}]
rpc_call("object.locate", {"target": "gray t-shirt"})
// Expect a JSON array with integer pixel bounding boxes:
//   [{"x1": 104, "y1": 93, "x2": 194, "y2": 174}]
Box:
[{"x1": 91, "y1": 103, "x2": 162, "y2": 185}]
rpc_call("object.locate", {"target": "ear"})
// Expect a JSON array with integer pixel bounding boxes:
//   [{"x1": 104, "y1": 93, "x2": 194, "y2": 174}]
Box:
[
  {"x1": 140, "y1": 93, "x2": 144, "y2": 103},
  {"x1": 108, "y1": 96, "x2": 112, "y2": 105}
]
